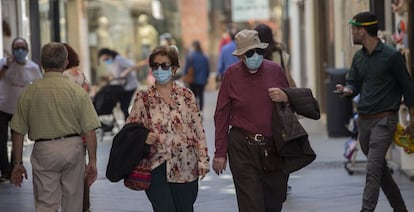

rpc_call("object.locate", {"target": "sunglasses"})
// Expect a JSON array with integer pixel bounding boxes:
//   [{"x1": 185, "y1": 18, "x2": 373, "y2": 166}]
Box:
[
  {"x1": 150, "y1": 62, "x2": 171, "y2": 70},
  {"x1": 245, "y1": 48, "x2": 265, "y2": 58},
  {"x1": 13, "y1": 47, "x2": 27, "y2": 51}
]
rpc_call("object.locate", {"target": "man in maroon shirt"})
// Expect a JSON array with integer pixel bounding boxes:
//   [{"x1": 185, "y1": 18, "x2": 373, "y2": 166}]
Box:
[{"x1": 213, "y1": 29, "x2": 290, "y2": 212}]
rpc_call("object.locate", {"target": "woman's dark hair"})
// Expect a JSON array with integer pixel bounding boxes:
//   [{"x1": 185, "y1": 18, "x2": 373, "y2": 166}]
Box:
[
  {"x1": 192, "y1": 40, "x2": 203, "y2": 54},
  {"x1": 62, "y1": 43, "x2": 79, "y2": 69},
  {"x1": 254, "y1": 24, "x2": 285, "y2": 60},
  {"x1": 11, "y1": 37, "x2": 29, "y2": 51},
  {"x1": 97, "y1": 48, "x2": 119, "y2": 59},
  {"x1": 149, "y1": 45, "x2": 180, "y2": 68}
]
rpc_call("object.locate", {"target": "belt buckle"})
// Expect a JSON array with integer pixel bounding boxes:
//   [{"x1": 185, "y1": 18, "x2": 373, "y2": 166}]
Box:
[
  {"x1": 254, "y1": 134, "x2": 266, "y2": 145},
  {"x1": 51, "y1": 136, "x2": 65, "y2": 142}
]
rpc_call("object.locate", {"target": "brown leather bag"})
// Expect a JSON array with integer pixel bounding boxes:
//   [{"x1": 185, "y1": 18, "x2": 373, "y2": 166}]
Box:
[{"x1": 183, "y1": 65, "x2": 194, "y2": 85}]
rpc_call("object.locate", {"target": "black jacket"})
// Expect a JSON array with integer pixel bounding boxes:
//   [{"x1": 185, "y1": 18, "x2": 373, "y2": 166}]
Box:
[
  {"x1": 272, "y1": 88, "x2": 319, "y2": 174},
  {"x1": 106, "y1": 122, "x2": 150, "y2": 182}
]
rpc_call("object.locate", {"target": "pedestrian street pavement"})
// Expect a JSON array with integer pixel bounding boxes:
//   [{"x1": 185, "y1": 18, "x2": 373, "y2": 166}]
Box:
[{"x1": 1, "y1": 90, "x2": 414, "y2": 212}]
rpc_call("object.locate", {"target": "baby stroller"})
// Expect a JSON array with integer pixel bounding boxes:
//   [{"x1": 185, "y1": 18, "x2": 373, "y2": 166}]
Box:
[
  {"x1": 93, "y1": 82, "x2": 124, "y2": 141},
  {"x1": 343, "y1": 113, "x2": 366, "y2": 175},
  {"x1": 343, "y1": 95, "x2": 394, "y2": 175},
  {"x1": 343, "y1": 95, "x2": 366, "y2": 175}
]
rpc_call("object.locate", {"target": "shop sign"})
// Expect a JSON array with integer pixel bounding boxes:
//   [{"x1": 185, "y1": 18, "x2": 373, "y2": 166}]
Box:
[{"x1": 231, "y1": 0, "x2": 270, "y2": 22}]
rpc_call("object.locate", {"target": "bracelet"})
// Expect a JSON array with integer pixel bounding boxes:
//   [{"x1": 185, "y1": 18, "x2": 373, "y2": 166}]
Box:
[{"x1": 14, "y1": 161, "x2": 23, "y2": 165}]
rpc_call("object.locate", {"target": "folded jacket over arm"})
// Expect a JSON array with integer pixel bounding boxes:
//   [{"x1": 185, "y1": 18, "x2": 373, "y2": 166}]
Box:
[{"x1": 106, "y1": 122, "x2": 150, "y2": 182}]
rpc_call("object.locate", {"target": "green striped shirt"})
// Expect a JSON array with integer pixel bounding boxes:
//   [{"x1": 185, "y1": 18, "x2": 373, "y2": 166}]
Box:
[
  {"x1": 11, "y1": 72, "x2": 101, "y2": 140},
  {"x1": 346, "y1": 41, "x2": 414, "y2": 114}
]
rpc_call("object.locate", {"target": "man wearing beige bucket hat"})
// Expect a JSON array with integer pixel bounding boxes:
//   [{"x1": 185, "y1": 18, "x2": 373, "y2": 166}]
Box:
[{"x1": 213, "y1": 29, "x2": 290, "y2": 211}]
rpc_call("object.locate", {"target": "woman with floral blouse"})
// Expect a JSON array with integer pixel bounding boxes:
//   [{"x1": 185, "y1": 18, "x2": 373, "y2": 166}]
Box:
[
  {"x1": 62, "y1": 43, "x2": 92, "y2": 212},
  {"x1": 126, "y1": 45, "x2": 209, "y2": 212}
]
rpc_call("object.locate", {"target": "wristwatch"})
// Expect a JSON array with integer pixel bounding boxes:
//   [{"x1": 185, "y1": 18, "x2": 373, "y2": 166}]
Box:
[{"x1": 2, "y1": 65, "x2": 8, "y2": 70}]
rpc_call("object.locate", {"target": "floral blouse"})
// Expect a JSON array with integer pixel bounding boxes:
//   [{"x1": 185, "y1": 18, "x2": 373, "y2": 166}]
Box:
[
  {"x1": 63, "y1": 67, "x2": 90, "y2": 92},
  {"x1": 126, "y1": 82, "x2": 209, "y2": 183}
]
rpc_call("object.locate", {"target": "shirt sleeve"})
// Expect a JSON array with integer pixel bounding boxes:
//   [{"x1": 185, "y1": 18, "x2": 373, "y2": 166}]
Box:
[
  {"x1": 214, "y1": 70, "x2": 232, "y2": 158},
  {"x1": 391, "y1": 52, "x2": 414, "y2": 106},
  {"x1": 345, "y1": 55, "x2": 361, "y2": 95},
  {"x1": 126, "y1": 91, "x2": 149, "y2": 127},
  {"x1": 79, "y1": 92, "x2": 101, "y2": 134},
  {"x1": 10, "y1": 90, "x2": 29, "y2": 135},
  {"x1": 183, "y1": 89, "x2": 210, "y2": 170}
]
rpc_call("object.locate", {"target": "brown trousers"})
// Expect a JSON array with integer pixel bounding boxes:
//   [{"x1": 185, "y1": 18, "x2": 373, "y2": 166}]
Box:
[
  {"x1": 31, "y1": 137, "x2": 85, "y2": 212},
  {"x1": 228, "y1": 128, "x2": 289, "y2": 212}
]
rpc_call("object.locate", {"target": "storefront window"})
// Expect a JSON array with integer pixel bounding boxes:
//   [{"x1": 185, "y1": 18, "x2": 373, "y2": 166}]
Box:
[{"x1": 86, "y1": 0, "x2": 180, "y2": 84}]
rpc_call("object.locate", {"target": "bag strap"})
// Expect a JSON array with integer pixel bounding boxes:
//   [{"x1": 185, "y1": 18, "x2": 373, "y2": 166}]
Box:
[{"x1": 278, "y1": 49, "x2": 286, "y2": 72}]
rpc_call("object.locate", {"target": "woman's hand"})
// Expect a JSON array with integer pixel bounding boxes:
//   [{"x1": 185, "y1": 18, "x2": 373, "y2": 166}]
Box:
[
  {"x1": 199, "y1": 168, "x2": 209, "y2": 180},
  {"x1": 145, "y1": 132, "x2": 159, "y2": 144}
]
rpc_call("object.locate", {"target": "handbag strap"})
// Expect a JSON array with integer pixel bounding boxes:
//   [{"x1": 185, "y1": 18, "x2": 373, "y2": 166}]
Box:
[{"x1": 278, "y1": 49, "x2": 286, "y2": 72}]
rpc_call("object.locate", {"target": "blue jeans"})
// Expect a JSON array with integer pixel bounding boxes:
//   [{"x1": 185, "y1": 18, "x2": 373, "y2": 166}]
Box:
[{"x1": 357, "y1": 114, "x2": 406, "y2": 212}]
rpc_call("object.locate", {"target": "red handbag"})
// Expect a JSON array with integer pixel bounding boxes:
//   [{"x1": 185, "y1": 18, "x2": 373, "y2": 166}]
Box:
[{"x1": 123, "y1": 157, "x2": 152, "y2": 191}]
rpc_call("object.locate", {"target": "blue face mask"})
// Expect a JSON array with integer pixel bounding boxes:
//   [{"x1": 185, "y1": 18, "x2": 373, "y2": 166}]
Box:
[
  {"x1": 153, "y1": 68, "x2": 172, "y2": 84},
  {"x1": 13, "y1": 48, "x2": 28, "y2": 64},
  {"x1": 244, "y1": 53, "x2": 263, "y2": 71},
  {"x1": 104, "y1": 58, "x2": 113, "y2": 65}
]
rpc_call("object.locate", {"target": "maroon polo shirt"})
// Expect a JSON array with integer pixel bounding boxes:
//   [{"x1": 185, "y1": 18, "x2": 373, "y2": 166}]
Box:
[{"x1": 214, "y1": 59, "x2": 289, "y2": 158}]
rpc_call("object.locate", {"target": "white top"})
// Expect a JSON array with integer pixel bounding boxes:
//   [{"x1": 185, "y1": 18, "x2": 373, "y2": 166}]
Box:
[
  {"x1": 107, "y1": 55, "x2": 138, "y2": 91},
  {"x1": 0, "y1": 58, "x2": 42, "y2": 114}
]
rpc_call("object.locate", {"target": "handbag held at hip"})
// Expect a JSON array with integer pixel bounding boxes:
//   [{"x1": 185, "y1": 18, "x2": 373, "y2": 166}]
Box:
[{"x1": 123, "y1": 157, "x2": 152, "y2": 191}]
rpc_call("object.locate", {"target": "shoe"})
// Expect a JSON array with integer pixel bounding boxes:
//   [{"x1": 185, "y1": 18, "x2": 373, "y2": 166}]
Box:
[
  {"x1": 0, "y1": 175, "x2": 10, "y2": 183},
  {"x1": 0, "y1": 174, "x2": 10, "y2": 181},
  {"x1": 0, "y1": 177, "x2": 6, "y2": 183}
]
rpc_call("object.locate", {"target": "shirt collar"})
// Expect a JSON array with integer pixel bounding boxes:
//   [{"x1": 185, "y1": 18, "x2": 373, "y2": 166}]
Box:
[
  {"x1": 43, "y1": 71, "x2": 65, "y2": 78},
  {"x1": 361, "y1": 39, "x2": 383, "y2": 55},
  {"x1": 148, "y1": 81, "x2": 179, "y2": 98}
]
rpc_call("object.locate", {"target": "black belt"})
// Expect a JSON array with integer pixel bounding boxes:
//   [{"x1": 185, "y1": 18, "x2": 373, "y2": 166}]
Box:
[
  {"x1": 231, "y1": 127, "x2": 272, "y2": 145},
  {"x1": 359, "y1": 111, "x2": 397, "y2": 119},
  {"x1": 35, "y1": 134, "x2": 80, "y2": 142}
]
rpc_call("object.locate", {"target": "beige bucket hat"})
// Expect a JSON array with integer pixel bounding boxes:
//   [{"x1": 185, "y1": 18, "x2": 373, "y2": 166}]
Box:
[{"x1": 232, "y1": 29, "x2": 269, "y2": 56}]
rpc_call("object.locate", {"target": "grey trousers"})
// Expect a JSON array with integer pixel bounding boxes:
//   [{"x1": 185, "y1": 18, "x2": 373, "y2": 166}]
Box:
[{"x1": 357, "y1": 114, "x2": 406, "y2": 212}]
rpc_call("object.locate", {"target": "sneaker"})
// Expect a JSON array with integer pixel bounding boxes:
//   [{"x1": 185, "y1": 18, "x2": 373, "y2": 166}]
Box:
[
  {"x1": 0, "y1": 177, "x2": 6, "y2": 183},
  {"x1": 1, "y1": 174, "x2": 10, "y2": 180},
  {"x1": 0, "y1": 175, "x2": 10, "y2": 183}
]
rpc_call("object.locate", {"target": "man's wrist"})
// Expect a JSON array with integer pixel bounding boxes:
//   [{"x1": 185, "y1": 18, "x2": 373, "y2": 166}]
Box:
[{"x1": 2, "y1": 65, "x2": 8, "y2": 70}]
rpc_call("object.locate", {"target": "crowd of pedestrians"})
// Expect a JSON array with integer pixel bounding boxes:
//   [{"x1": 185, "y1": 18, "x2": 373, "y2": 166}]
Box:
[{"x1": 0, "y1": 10, "x2": 413, "y2": 212}]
